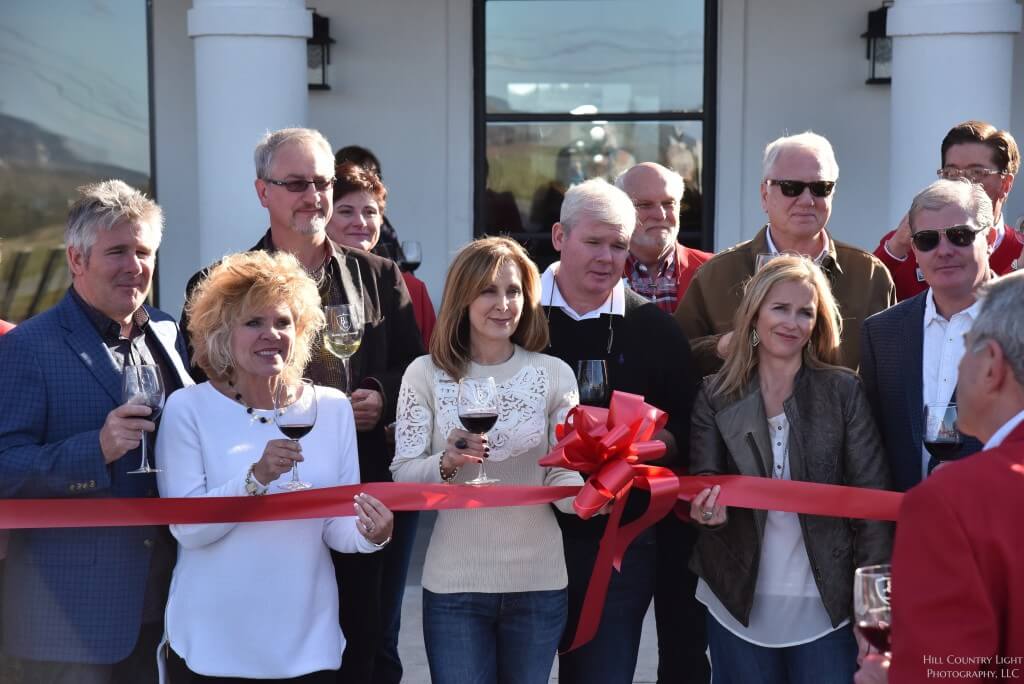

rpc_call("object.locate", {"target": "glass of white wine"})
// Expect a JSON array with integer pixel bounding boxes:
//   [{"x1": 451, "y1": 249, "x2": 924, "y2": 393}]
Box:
[{"x1": 324, "y1": 304, "x2": 364, "y2": 394}]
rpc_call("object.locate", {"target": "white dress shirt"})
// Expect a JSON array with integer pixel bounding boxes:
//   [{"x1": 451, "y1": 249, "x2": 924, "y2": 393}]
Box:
[
  {"x1": 540, "y1": 262, "x2": 626, "y2": 320},
  {"x1": 984, "y1": 408, "x2": 1024, "y2": 450},
  {"x1": 920, "y1": 290, "x2": 982, "y2": 479}
]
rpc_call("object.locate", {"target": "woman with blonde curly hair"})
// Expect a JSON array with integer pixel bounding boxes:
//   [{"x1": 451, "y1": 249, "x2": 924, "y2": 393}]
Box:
[
  {"x1": 156, "y1": 250, "x2": 393, "y2": 682},
  {"x1": 687, "y1": 255, "x2": 892, "y2": 684}
]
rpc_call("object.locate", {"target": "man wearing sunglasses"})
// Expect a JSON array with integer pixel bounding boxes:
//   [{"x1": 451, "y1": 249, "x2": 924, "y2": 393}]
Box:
[
  {"x1": 675, "y1": 132, "x2": 895, "y2": 377},
  {"x1": 180, "y1": 128, "x2": 424, "y2": 684},
  {"x1": 860, "y1": 179, "x2": 992, "y2": 494},
  {"x1": 874, "y1": 120, "x2": 1022, "y2": 301}
]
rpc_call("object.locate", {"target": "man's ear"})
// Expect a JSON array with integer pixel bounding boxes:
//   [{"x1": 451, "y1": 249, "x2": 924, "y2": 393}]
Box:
[
  {"x1": 1000, "y1": 172, "x2": 1015, "y2": 202},
  {"x1": 255, "y1": 178, "x2": 270, "y2": 208},
  {"x1": 66, "y1": 244, "x2": 86, "y2": 278},
  {"x1": 759, "y1": 181, "x2": 769, "y2": 213},
  {"x1": 987, "y1": 340, "x2": 1012, "y2": 394},
  {"x1": 552, "y1": 222, "x2": 565, "y2": 253}
]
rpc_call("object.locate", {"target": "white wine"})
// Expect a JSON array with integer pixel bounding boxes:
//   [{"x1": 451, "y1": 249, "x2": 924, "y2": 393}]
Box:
[{"x1": 325, "y1": 334, "x2": 361, "y2": 359}]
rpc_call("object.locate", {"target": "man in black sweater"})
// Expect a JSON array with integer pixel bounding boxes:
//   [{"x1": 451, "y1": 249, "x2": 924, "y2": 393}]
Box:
[{"x1": 540, "y1": 179, "x2": 706, "y2": 683}]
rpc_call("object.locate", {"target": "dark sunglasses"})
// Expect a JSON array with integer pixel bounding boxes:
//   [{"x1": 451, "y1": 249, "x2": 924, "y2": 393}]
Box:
[
  {"x1": 265, "y1": 177, "x2": 335, "y2": 192},
  {"x1": 910, "y1": 224, "x2": 985, "y2": 252},
  {"x1": 765, "y1": 179, "x2": 836, "y2": 198}
]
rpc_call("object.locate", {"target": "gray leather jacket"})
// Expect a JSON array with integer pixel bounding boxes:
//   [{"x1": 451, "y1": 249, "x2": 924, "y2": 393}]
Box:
[{"x1": 689, "y1": 365, "x2": 893, "y2": 627}]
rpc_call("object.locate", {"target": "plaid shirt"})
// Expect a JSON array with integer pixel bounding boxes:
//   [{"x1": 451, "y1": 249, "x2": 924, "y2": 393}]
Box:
[{"x1": 624, "y1": 243, "x2": 712, "y2": 314}]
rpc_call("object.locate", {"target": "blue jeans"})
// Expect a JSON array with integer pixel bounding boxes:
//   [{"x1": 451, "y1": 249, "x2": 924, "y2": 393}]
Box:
[
  {"x1": 706, "y1": 614, "x2": 858, "y2": 684},
  {"x1": 557, "y1": 527, "x2": 657, "y2": 684},
  {"x1": 372, "y1": 510, "x2": 419, "y2": 684},
  {"x1": 422, "y1": 589, "x2": 567, "y2": 684}
]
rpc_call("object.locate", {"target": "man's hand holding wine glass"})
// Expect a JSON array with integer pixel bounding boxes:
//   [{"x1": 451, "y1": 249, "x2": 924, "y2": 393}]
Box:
[{"x1": 98, "y1": 402, "x2": 158, "y2": 464}]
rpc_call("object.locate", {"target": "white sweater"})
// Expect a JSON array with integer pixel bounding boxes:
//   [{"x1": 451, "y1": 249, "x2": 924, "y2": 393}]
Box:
[
  {"x1": 390, "y1": 346, "x2": 583, "y2": 594},
  {"x1": 155, "y1": 382, "x2": 377, "y2": 679}
]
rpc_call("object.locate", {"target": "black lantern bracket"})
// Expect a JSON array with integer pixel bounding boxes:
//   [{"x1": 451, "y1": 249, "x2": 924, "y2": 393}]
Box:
[
  {"x1": 308, "y1": 10, "x2": 336, "y2": 91},
  {"x1": 862, "y1": 1, "x2": 893, "y2": 85}
]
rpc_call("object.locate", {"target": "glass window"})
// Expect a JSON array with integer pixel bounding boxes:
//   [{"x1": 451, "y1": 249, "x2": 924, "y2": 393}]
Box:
[
  {"x1": 478, "y1": 0, "x2": 714, "y2": 264},
  {"x1": 0, "y1": 2, "x2": 151, "y2": 323},
  {"x1": 486, "y1": 0, "x2": 704, "y2": 115}
]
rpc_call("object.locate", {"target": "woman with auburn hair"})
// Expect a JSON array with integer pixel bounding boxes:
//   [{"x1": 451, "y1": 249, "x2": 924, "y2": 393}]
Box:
[
  {"x1": 688, "y1": 255, "x2": 892, "y2": 684},
  {"x1": 156, "y1": 250, "x2": 394, "y2": 682},
  {"x1": 327, "y1": 160, "x2": 436, "y2": 347},
  {"x1": 390, "y1": 236, "x2": 584, "y2": 683}
]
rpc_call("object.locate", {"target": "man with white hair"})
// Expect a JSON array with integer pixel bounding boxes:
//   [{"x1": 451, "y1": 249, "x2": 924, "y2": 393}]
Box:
[
  {"x1": 675, "y1": 132, "x2": 895, "y2": 377},
  {"x1": 541, "y1": 179, "x2": 698, "y2": 683},
  {"x1": 616, "y1": 162, "x2": 712, "y2": 314},
  {"x1": 0, "y1": 181, "x2": 193, "y2": 682},
  {"x1": 861, "y1": 179, "x2": 993, "y2": 492},
  {"x1": 855, "y1": 271, "x2": 1024, "y2": 684}
]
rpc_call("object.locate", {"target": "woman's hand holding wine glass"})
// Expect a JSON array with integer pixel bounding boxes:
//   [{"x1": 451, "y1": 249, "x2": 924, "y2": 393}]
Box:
[
  {"x1": 457, "y1": 377, "x2": 500, "y2": 485},
  {"x1": 273, "y1": 378, "x2": 317, "y2": 491},
  {"x1": 443, "y1": 428, "x2": 489, "y2": 471},
  {"x1": 252, "y1": 439, "x2": 305, "y2": 486}
]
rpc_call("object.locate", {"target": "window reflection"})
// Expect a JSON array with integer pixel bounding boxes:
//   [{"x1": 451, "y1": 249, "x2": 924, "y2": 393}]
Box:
[
  {"x1": 0, "y1": 1, "x2": 151, "y2": 322},
  {"x1": 484, "y1": 121, "x2": 703, "y2": 271}
]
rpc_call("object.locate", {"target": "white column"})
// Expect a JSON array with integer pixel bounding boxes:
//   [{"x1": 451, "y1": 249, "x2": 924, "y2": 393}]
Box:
[
  {"x1": 188, "y1": 0, "x2": 311, "y2": 266},
  {"x1": 887, "y1": 0, "x2": 1022, "y2": 225}
]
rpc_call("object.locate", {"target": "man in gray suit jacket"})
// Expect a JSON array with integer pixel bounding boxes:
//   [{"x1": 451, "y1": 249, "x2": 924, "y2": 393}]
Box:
[
  {"x1": 0, "y1": 181, "x2": 192, "y2": 683},
  {"x1": 861, "y1": 178, "x2": 993, "y2": 492}
]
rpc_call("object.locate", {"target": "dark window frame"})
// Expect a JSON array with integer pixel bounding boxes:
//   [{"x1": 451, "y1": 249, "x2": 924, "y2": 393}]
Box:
[{"x1": 472, "y1": 0, "x2": 718, "y2": 253}]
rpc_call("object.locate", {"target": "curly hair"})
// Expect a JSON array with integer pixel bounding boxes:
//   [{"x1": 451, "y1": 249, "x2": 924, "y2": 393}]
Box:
[{"x1": 186, "y1": 251, "x2": 325, "y2": 386}]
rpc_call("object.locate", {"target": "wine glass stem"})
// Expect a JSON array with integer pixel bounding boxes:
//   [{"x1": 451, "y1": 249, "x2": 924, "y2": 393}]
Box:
[
  {"x1": 290, "y1": 439, "x2": 301, "y2": 484},
  {"x1": 477, "y1": 458, "x2": 487, "y2": 481},
  {"x1": 138, "y1": 438, "x2": 149, "y2": 471},
  {"x1": 342, "y1": 358, "x2": 351, "y2": 395}
]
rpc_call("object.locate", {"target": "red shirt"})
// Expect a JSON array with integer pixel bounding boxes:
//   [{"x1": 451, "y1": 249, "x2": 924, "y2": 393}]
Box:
[
  {"x1": 624, "y1": 242, "x2": 713, "y2": 314},
  {"x1": 401, "y1": 272, "x2": 436, "y2": 348},
  {"x1": 874, "y1": 224, "x2": 1024, "y2": 301}
]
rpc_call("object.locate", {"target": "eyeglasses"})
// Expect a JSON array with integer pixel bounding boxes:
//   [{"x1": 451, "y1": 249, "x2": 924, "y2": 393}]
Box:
[
  {"x1": 937, "y1": 166, "x2": 1003, "y2": 183},
  {"x1": 910, "y1": 224, "x2": 985, "y2": 252},
  {"x1": 264, "y1": 177, "x2": 335, "y2": 192},
  {"x1": 765, "y1": 179, "x2": 836, "y2": 198}
]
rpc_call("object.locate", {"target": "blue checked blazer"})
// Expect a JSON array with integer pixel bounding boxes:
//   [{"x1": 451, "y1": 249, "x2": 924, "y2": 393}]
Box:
[
  {"x1": 859, "y1": 292, "x2": 982, "y2": 492},
  {"x1": 0, "y1": 290, "x2": 192, "y2": 664}
]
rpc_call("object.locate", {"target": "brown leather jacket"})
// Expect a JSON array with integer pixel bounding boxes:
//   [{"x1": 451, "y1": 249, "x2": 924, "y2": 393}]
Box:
[
  {"x1": 689, "y1": 364, "x2": 893, "y2": 627},
  {"x1": 674, "y1": 226, "x2": 896, "y2": 379}
]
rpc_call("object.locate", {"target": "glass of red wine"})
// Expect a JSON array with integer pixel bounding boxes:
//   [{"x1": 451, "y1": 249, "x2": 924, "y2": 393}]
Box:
[
  {"x1": 923, "y1": 403, "x2": 961, "y2": 464},
  {"x1": 576, "y1": 360, "x2": 609, "y2": 406},
  {"x1": 457, "y1": 376, "x2": 500, "y2": 486},
  {"x1": 273, "y1": 378, "x2": 317, "y2": 491},
  {"x1": 854, "y1": 563, "x2": 892, "y2": 655},
  {"x1": 400, "y1": 240, "x2": 422, "y2": 273},
  {"x1": 122, "y1": 364, "x2": 165, "y2": 474}
]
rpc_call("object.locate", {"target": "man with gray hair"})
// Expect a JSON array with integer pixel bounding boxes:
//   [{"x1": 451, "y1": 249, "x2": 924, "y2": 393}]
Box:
[
  {"x1": 855, "y1": 271, "x2": 1024, "y2": 684},
  {"x1": 675, "y1": 131, "x2": 895, "y2": 377},
  {"x1": 0, "y1": 180, "x2": 193, "y2": 682},
  {"x1": 540, "y1": 179, "x2": 698, "y2": 683},
  {"x1": 616, "y1": 162, "x2": 712, "y2": 314},
  {"x1": 861, "y1": 178, "x2": 994, "y2": 493}
]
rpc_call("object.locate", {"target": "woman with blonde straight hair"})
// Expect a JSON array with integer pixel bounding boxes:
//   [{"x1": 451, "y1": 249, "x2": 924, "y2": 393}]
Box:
[
  {"x1": 688, "y1": 255, "x2": 892, "y2": 684},
  {"x1": 391, "y1": 236, "x2": 583, "y2": 683}
]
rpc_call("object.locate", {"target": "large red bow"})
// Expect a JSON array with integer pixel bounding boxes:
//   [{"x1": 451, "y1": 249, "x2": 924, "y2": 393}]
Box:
[{"x1": 539, "y1": 391, "x2": 680, "y2": 652}]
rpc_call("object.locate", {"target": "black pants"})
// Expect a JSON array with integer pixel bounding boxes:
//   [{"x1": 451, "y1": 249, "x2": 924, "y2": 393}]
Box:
[
  {"x1": 167, "y1": 648, "x2": 334, "y2": 684},
  {"x1": 654, "y1": 514, "x2": 710, "y2": 684},
  {"x1": 333, "y1": 549, "x2": 384, "y2": 684}
]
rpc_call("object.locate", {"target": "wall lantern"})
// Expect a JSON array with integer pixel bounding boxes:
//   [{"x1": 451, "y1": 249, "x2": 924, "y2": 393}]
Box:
[
  {"x1": 862, "y1": 2, "x2": 893, "y2": 85},
  {"x1": 307, "y1": 11, "x2": 335, "y2": 91}
]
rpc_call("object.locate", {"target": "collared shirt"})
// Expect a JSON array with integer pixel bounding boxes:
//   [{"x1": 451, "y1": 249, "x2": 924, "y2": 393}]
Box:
[
  {"x1": 920, "y1": 289, "x2": 982, "y2": 479},
  {"x1": 540, "y1": 262, "x2": 626, "y2": 321},
  {"x1": 765, "y1": 224, "x2": 830, "y2": 264},
  {"x1": 984, "y1": 408, "x2": 1024, "y2": 450},
  {"x1": 624, "y1": 249, "x2": 679, "y2": 314}
]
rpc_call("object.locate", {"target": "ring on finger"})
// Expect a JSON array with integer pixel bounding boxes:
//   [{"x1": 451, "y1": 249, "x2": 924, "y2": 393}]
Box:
[
  {"x1": 454, "y1": 437, "x2": 468, "y2": 450},
  {"x1": 701, "y1": 509, "x2": 714, "y2": 520}
]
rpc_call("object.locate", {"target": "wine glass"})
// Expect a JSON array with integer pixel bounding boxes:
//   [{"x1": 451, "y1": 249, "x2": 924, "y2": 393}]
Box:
[
  {"x1": 576, "y1": 359, "x2": 609, "y2": 406},
  {"x1": 324, "y1": 304, "x2": 364, "y2": 394},
  {"x1": 273, "y1": 378, "x2": 317, "y2": 491},
  {"x1": 755, "y1": 253, "x2": 776, "y2": 271},
  {"x1": 400, "y1": 240, "x2": 422, "y2": 273},
  {"x1": 923, "y1": 403, "x2": 961, "y2": 465},
  {"x1": 122, "y1": 364, "x2": 165, "y2": 474},
  {"x1": 457, "y1": 377, "x2": 500, "y2": 486},
  {"x1": 854, "y1": 563, "x2": 892, "y2": 655}
]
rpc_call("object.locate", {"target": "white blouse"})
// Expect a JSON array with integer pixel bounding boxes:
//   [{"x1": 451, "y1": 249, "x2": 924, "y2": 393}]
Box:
[{"x1": 696, "y1": 412, "x2": 847, "y2": 647}]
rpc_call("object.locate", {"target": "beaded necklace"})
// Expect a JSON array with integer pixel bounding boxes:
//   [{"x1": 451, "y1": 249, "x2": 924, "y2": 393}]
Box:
[{"x1": 227, "y1": 379, "x2": 272, "y2": 424}]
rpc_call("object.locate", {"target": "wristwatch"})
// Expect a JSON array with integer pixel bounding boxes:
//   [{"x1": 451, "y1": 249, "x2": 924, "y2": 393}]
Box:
[{"x1": 244, "y1": 463, "x2": 268, "y2": 496}]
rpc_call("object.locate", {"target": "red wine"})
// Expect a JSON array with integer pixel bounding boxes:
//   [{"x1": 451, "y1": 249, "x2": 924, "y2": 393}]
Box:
[
  {"x1": 401, "y1": 259, "x2": 422, "y2": 272},
  {"x1": 459, "y1": 413, "x2": 498, "y2": 434},
  {"x1": 279, "y1": 424, "x2": 314, "y2": 440},
  {"x1": 857, "y1": 621, "x2": 891, "y2": 653},
  {"x1": 924, "y1": 440, "x2": 961, "y2": 461}
]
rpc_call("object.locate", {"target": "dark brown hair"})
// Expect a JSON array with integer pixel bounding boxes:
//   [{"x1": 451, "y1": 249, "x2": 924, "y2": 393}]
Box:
[
  {"x1": 941, "y1": 120, "x2": 1020, "y2": 175},
  {"x1": 333, "y1": 161, "x2": 387, "y2": 211}
]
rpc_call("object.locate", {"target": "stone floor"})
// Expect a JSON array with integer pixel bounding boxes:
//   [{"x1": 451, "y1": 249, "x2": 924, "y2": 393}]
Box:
[{"x1": 396, "y1": 512, "x2": 661, "y2": 683}]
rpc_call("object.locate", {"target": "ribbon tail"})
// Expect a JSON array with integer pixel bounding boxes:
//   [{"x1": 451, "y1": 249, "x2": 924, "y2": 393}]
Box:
[
  {"x1": 560, "y1": 493, "x2": 628, "y2": 654},
  {"x1": 612, "y1": 469, "x2": 679, "y2": 569}
]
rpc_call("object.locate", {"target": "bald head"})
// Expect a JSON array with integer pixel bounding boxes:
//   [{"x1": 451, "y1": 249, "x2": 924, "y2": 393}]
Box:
[{"x1": 615, "y1": 162, "x2": 684, "y2": 266}]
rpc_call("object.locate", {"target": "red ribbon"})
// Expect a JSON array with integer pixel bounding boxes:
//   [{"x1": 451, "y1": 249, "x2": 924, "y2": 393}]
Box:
[{"x1": 539, "y1": 391, "x2": 682, "y2": 652}]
